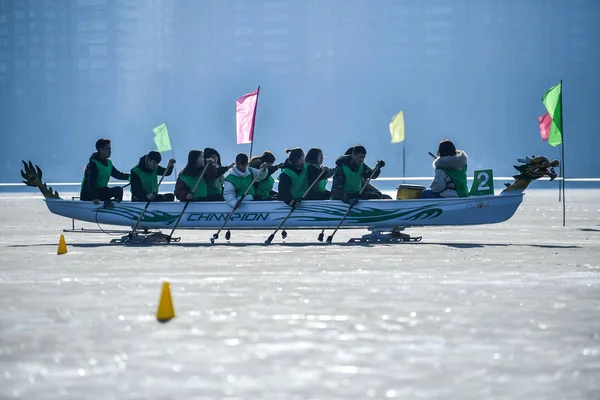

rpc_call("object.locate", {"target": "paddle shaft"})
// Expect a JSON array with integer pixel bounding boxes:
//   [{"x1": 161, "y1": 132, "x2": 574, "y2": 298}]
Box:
[
  {"x1": 212, "y1": 165, "x2": 267, "y2": 239},
  {"x1": 326, "y1": 163, "x2": 382, "y2": 242},
  {"x1": 131, "y1": 159, "x2": 175, "y2": 233},
  {"x1": 267, "y1": 168, "x2": 328, "y2": 242},
  {"x1": 428, "y1": 152, "x2": 436, "y2": 159},
  {"x1": 167, "y1": 164, "x2": 209, "y2": 241}
]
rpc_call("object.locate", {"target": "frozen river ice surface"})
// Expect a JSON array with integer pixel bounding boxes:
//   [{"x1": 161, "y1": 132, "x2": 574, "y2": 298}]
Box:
[{"x1": 0, "y1": 190, "x2": 599, "y2": 399}]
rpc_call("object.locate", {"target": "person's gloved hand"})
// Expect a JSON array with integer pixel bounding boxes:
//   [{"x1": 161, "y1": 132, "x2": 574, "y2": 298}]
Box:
[
  {"x1": 169, "y1": 158, "x2": 176, "y2": 165},
  {"x1": 277, "y1": 162, "x2": 284, "y2": 169},
  {"x1": 290, "y1": 199, "x2": 301, "y2": 209},
  {"x1": 235, "y1": 201, "x2": 242, "y2": 208},
  {"x1": 348, "y1": 197, "x2": 359, "y2": 206},
  {"x1": 377, "y1": 160, "x2": 385, "y2": 168}
]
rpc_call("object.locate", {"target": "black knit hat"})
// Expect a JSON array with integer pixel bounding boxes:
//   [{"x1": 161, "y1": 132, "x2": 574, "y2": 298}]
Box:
[
  {"x1": 260, "y1": 150, "x2": 276, "y2": 164},
  {"x1": 147, "y1": 150, "x2": 162, "y2": 163}
]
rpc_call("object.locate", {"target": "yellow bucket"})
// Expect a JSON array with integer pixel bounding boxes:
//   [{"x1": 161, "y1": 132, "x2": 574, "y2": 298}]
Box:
[{"x1": 396, "y1": 184, "x2": 426, "y2": 200}]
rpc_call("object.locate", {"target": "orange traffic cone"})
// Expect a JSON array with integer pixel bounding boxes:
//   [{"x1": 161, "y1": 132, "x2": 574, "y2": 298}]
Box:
[
  {"x1": 57, "y1": 234, "x2": 67, "y2": 255},
  {"x1": 156, "y1": 281, "x2": 175, "y2": 323}
]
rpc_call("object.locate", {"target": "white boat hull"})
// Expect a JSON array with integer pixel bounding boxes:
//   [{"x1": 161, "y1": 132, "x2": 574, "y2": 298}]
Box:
[{"x1": 45, "y1": 193, "x2": 524, "y2": 231}]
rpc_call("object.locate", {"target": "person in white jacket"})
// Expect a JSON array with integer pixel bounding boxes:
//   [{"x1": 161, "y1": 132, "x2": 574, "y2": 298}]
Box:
[
  {"x1": 422, "y1": 140, "x2": 469, "y2": 198},
  {"x1": 223, "y1": 153, "x2": 268, "y2": 208}
]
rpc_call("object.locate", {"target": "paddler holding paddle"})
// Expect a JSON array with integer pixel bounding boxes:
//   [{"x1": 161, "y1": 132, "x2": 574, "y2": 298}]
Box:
[
  {"x1": 331, "y1": 145, "x2": 389, "y2": 203},
  {"x1": 174, "y1": 149, "x2": 217, "y2": 202},
  {"x1": 130, "y1": 150, "x2": 176, "y2": 202},
  {"x1": 223, "y1": 153, "x2": 269, "y2": 208},
  {"x1": 80, "y1": 138, "x2": 130, "y2": 208},
  {"x1": 277, "y1": 148, "x2": 308, "y2": 208}
]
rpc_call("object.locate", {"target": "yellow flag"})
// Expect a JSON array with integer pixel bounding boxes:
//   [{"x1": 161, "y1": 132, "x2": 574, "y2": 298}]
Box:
[{"x1": 389, "y1": 110, "x2": 405, "y2": 143}]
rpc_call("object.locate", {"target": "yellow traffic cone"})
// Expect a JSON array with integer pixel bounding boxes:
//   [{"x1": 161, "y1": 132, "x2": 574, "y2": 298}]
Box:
[
  {"x1": 57, "y1": 234, "x2": 67, "y2": 255},
  {"x1": 156, "y1": 281, "x2": 175, "y2": 323}
]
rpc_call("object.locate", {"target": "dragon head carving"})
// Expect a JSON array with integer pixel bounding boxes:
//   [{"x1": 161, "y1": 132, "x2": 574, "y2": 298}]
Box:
[
  {"x1": 502, "y1": 156, "x2": 560, "y2": 193},
  {"x1": 20, "y1": 160, "x2": 61, "y2": 199}
]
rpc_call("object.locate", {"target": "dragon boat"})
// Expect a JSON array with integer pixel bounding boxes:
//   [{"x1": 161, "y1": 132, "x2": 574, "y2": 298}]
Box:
[{"x1": 20, "y1": 156, "x2": 559, "y2": 244}]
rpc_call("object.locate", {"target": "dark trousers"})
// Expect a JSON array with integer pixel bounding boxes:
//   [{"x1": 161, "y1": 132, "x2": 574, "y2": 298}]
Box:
[
  {"x1": 205, "y1": 194, "x2": 224, "y2": 201},
  {"x1": 132, "y1": 193, "x2": 175, "y2": 202},
  {"x1": 305, "y1": 190, "x2": 331, "y2": 200},
  {"x1": 421, "y1": 189, "x2": 443, "y2": 198},
  {"x1": 97, "y1": 186, "x2": 124, "y2": 202}
]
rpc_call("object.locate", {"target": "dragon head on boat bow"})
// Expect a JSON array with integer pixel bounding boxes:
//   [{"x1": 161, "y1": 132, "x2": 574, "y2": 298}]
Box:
[
  {"x1": 20, "y1": 160, "x2": 60, "y2": 199},
  {"x1": 501, "y1": 155, "x2": 559, "y2": 193}
]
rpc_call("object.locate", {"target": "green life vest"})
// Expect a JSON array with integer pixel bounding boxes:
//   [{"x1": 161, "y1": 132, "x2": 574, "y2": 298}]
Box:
[
  {"x1": 131, "y1": 166, "x2": 158, "y2": 196},
  {"x1": 255, "y1": 175, "x2": 275, "y2": 198},
  {"x1": 308, "y1": 165, "x2": 328, "y2": 193},
  {"x1": 206, "y1": 175, "x2": 224, "y2": 196},
  {"x1": 85, "y1": 158, "x2": 113, "y2": 188},
  {"x1": 342, "y1": 163, "x2": 364, "y2": 194},
  {"x1": 281, "y1": 165, "x2": 308, "y2": 200},
  {"x1": 441, "y1": 165, "x2": 469, "y2": 197},
  {"x1": 179, "y1": 174, "x2": 207, "y2": 200},
  {"x1": 224, "y1": 173, "x2": 255, "y2": 197}
]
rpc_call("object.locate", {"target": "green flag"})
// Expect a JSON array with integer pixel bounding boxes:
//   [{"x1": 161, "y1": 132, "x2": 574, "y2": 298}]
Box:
[
  {"x1": 389, "y1": 110, "x2": 405, "y2": 143},
  {"x1": 541, "y1": 81, "x2": 562, "y2": 147},
  {"x1": 153, "y1": 123, "x2": 172, "y2": 152}
]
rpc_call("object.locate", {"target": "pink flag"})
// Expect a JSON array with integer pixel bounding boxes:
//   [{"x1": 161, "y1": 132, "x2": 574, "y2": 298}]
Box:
[
  {"x1": 538, "y1": 112, "x2": 552, "y2": 141},
  {"x1": 236, "y1": 88, "x2": 259, "y2": 144}
]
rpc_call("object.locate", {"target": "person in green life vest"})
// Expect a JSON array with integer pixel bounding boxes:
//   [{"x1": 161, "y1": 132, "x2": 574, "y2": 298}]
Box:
[
  {"x1": 277, "y1": 148, "x2": 308, "y2": 208},
  {"x1": 422, "y1": 139, "x2": 469, "y2": 198},
  {"x1": 174, "y1": 149, "x2": 217, "y2": 201},
  {"x1": 203, "y1": 147, "x2": 234, "y2": 201},
  {"x1": 305, "y1": 147, "x2": 334, "y2": 200},
  {"x1": 331, "y1": 145, "x2": 386, "y2": 204},
  {"x1": 249, "y1": 150, "x2": 280, "y2": 200},
  {"x1": 80, "y1": 138, "x2": 130, "y2": 208},
  {"x1": 343, "y1": 146, "x2": 392, "y2": 200},
  {"x1": 223, "y1": 153, "x2": 268, "y2": 208},
  {"x1": 130, "y1": 150, "x2": 176, "y2": 202}
]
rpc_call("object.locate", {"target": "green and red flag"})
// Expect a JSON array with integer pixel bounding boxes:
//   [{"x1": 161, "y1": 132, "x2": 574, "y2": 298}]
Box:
[{"x1": 541, "y1": 81, "x2": 562, "y2": 147}]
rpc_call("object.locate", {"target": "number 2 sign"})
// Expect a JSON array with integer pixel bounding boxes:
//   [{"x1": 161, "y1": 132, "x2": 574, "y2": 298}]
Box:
[{"x1": 469, "y1": 169, "x2": 494, "y2": 195}]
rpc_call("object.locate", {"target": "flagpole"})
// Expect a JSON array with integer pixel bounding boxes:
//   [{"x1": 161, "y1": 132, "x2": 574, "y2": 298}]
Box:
[
  {"x1": 165, "y1": 121, "x2": 177, "y2": 178},
  {"x1": 402, "y1": 141, "x2": 406, "y2": 184},
  {"x1": 249, "y1": 85, "x2": 260, "y2": 159},
  {"x1": 560, "y1": 79, "x2": 565, "y2": 227}
]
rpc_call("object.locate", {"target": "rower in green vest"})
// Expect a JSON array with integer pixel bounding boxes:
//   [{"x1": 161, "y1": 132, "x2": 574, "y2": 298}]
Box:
[
  {"x1": 422, "y1": 140, "x2": 469, "y2": 198},
  {"x1": 223, "y1": 153, "x2": 268, "y2": 208},
  {"x1": 331, "y1": 145, "x2": 387, "y2": 204},
  {"x1": 80, "y1": 138, "x2": 130, "y2": 208},
  {"x1": 174, "y1": 149, "x2": 217, "y2": 201},
  {"x1": 130, "y1": 151, "x2": 175, "y2": 202},
  {"x1": 277, "y1": 148, "x2": 308, "y2": 208},
  {"x1": 250, "y1": 150, "x2": 280, "y2": 200},
  {"x1": 203, "y1": 147, "x2": 233, "y2": 201},
  {"x1": 305, "y1": 147, "x2": 334, "y2": 200}
]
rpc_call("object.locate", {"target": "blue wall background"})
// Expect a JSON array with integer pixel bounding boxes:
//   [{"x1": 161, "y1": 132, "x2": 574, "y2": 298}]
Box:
[{"x1": 1, "y1": 0, "x2": 598, "y2": 183}]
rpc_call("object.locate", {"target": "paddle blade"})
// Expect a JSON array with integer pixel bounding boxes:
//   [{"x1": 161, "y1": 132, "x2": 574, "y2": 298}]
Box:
[
  {"x1": 265, "y1": 234, "x2": 274, "y2": 244},
  {"x1": 209, "y1": 237, "x2": 215, "y2": 244},
  {"x1": 212, "y1": 233, "x2": 219, "y2": 239},
  {"x1": 281, "y1": 230, "x2": 287, "y2": 239},
  {"x1": 326, "y1": 235, "x2": 333, "y2": 243},
  {"x1": 225, "y1": 230, "x2": 231, "y2": 240},
  {"x1": 318, "y1": 231, "x2": 325, "y2": 242}
]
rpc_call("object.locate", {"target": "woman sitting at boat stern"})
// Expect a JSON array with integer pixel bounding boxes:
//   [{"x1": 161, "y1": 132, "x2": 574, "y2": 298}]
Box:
[
  {"x1": 174, "y1": 149, "x2": 217, "y2": 202},
  {"x1": 422, "y1": 140, "x2": 469, "y2": 198},
  {"x1": 223, "y1": 153, "x2": 268, "y2": 208},
  {"x1": 250, "y1": 150, "x2": 280, "y2": 200},
  {"x1": 305, "y1": 147, "x2": 334, "y2": 200},
  {"x1": 278, "y1": 148, "x2": 308, "y2": 208},
  {"x1": 130, "y1": 151, "x2": 175, "y2": 202}
]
